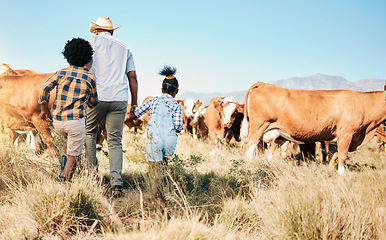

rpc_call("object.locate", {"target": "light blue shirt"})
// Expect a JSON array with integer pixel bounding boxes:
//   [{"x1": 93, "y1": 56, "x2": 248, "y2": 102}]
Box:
[{"x1": 88, "y1": 32, "x2": 136, "y2": 101}]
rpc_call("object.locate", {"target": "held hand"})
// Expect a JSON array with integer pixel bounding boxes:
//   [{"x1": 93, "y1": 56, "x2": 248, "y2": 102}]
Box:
[
  {"x1": 39, "y1": 105, "x2": 50, "y2": 120},
  {"x1": 130, "y1": 105, "x2": 138, "y2": 119}
]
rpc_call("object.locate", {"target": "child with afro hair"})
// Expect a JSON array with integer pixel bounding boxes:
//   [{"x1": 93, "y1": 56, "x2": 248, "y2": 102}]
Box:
[{"x1": 39, "y1": 38, "x2": 99, "y2": 182}]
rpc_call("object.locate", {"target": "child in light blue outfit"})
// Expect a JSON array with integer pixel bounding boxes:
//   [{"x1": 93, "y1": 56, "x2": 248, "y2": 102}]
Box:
[{"x1": 134, "y1": 66, "x2": 183, "y2": 173}]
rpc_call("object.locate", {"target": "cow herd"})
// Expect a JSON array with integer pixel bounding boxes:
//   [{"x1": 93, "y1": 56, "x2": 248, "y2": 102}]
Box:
[{"x1": 1, "y1": 64, "x2": 386, "y2": 175}]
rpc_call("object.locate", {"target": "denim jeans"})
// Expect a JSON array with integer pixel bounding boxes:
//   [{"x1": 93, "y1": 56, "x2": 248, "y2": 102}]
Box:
[{"x1": 85, "y1": 101, "x2": 127, "y2": 187}]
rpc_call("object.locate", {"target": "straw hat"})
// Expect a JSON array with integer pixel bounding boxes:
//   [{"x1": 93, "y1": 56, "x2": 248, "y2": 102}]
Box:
[{"x1": 89, "y1": 16, "x2": 121, "y2": 33}]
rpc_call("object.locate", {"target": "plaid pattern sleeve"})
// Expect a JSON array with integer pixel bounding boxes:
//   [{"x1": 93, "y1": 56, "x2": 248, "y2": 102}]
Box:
[
  {"x1": 134, "y1": 97, "x2": 155, "y2": 118},
  {"x1": 87, "y1": 77, "x2": 99, "y2": 108},
  {"x1": 38, "y1": 72, "x2": 59, "y2": 105},
  {"x1": 42, "y1": 66, "x2": 99, "y2": 121},
  {"x1": 172, "y1": 103, "x2": 184, "y2": 131}
]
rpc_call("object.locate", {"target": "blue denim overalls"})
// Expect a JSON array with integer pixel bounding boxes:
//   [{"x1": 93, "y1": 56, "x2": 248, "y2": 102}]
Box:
[{"x1": 146, "y1": 96, "x2": 178, "y2": 162}]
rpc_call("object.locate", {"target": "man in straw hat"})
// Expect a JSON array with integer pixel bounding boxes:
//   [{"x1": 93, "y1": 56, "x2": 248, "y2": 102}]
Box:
[{"x1": 86, "y1": 16, "x2": 138, "y2": 198}]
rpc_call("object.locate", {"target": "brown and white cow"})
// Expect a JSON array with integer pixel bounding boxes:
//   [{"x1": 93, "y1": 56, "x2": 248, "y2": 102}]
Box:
[
  {"x1": 176, "y1": 98, "x2": 202, "y2": 134},
  {"x1": 241, "y1": 82, "x2": 386, "y2": 174},
  {"x1": 204, "y1": 96, "x2": 244, "y2": 156},
  {"x1": 224, "y1": 101, "x2": 244, "y2": 144},
  {"x1": 0, "y1": 65, "x2": 57, "y2": 159},
  {"x1": 191, "y1": 104, "x2": 208, "y2": 139}
]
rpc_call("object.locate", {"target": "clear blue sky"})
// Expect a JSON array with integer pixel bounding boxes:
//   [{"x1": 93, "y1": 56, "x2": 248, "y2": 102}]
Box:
[{"x1": 1, "y1": 0, "x2": 385, "y2": 99}]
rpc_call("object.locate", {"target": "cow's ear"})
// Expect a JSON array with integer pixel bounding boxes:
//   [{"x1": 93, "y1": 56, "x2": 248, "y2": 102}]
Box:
[
  {"x1": 214, "y1": 101, "x2": 223, "y2": 112},
  {"x1": 236, "y1": 104, "x2": 244, "y2": 113}
]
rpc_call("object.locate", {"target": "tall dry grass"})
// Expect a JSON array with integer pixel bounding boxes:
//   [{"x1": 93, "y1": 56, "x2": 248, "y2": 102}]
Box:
[{"x1": 0, "y1": 128, "x2": 385, "y2": 239}]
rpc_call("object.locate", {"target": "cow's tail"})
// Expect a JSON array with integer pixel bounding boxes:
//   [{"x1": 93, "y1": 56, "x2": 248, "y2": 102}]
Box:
[{"x1": 240, "y1": 82, "x2": 265, "y2": 145}]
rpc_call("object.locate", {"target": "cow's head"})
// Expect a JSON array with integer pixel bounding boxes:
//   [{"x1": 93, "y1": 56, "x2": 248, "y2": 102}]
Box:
[
  {"x1": 192, "y1": 105, "x2": 206, "y2": 124},
  {"x1": 222, "y1": 97, "x2": 237, "y2": 128},
  {"x1": 184, "y1": 98, "x2": 196, "y2": 118},
  {"x1": 193, "y1": 100, "x2": 202, "y2": 114}
]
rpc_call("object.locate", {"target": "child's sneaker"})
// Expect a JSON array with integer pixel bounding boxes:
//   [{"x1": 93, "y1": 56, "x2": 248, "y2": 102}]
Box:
[{"x1": 60, "y1": 155, "x2": 67, "y2": 175}]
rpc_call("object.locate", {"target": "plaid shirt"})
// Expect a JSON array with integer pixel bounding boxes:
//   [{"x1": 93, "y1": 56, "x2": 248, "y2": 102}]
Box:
[
  {"x1": 135, "y1": 93, "x2": 183, "y2": 131},
  {"x1": 38, "y1": 66, "x2": 99, "y2": 121}
]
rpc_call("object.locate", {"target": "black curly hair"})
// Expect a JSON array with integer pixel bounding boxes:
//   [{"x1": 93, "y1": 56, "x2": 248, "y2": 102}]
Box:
[
  {"x1": 62, "y1": 38, "x2": 93, "y2": 67},
  {"x1": 159, "y1": 65, "x2": 179, "y2": 94}
]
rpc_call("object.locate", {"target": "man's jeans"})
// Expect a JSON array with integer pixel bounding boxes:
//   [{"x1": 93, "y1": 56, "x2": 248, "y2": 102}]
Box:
[{"x1": 85, "y1": 101, "x2": 127, "y2": 187}]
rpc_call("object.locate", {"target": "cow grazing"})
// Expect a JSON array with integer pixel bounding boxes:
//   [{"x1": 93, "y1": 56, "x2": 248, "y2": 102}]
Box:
[
  {"x1": 0, "y1": 65, "x2": 57, "y2": 159},
  {"x1": 204, "y1": 96, "x2": 243, "y2": 156},
  {"x1": 241, "y1": 82, "x2": 386, "y2": 175}
]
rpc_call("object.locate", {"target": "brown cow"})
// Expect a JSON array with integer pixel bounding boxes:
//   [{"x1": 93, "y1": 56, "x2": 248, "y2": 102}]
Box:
[
  {"x1": 137, "y1": 96, "x2": 153, "y2": 138},
  {"x1": 124, "y1": 103, "x2": 143, "y2": 134},
  {"x1": 0, "y1": 65, "x2": 57, "y2": 159},
  {"x1": 241, "y1": 82, "x2": 386, "y2": 175}
]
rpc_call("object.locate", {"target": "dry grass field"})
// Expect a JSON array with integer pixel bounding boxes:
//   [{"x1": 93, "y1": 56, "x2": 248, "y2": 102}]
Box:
[{"x1": 0, "y1": 126, "x2": 385, "y2": 239}]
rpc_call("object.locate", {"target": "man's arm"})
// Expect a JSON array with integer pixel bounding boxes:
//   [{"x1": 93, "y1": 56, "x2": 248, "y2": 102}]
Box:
[{"x1": 127, "y1": 70, "x2": 138, "y2": 118}]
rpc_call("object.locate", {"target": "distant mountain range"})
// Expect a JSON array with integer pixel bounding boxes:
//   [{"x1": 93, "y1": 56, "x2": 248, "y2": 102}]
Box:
[
  {"x1": 178, "y1": 73, "x2": 385, "y2": 104},
  {"x1": 2, "y1": 63, "x2": 384, "y2": 106}
]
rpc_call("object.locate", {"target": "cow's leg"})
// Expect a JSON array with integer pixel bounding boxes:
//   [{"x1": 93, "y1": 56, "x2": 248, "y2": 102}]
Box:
[
  {"x1": 299, "y1": 143, "x2": 316, "y2": 162},
  {"x1": 245, "y1": 123, "x2": 269, "y2": 159},
  {"x1": 376, "y1": 136, "x2": 382, "y2": 153},
  {"x1": 336, "y1": 138, "x2": 351, "y2": 175},
  {"x1": 328, "y1": 152, "x2": 338, "y2": 169},
  {"x1": 209, "y1": 131, "x2": 220, "y2": 156},
  {"x1": 31, "y1": 115, "x2": 57, "y2": 160},
  {"x1": 245, "y1": 132, "x2": 262, "y2": 158},
  {"x1": 383, "y1": 142, "x2": 386, "y2": 155},
  {"x1": 26, "y1": 130, "x2": 37, "y2": 150},
  {"x1": 321, "y1": 141, "x2": 329, "y2": 164},
  {"x1": 325, "y1": 143, "x2": 338, "y2": 168},
  {"x1": 96, "y1": 125, "x2": 107, "y2": 151},
  {"x1": 280, "y1": 141, "x2": 290, "y2": 158},
  {"x1": 266, "y1": 140, "x2": 277, "y2": 160}
]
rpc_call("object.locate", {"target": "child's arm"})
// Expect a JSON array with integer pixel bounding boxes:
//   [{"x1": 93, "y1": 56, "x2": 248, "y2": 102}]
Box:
[
  {"x1": 134, "y1": 98, "x2": 154, "y2": 118},
  {"x1": 87, "y1": 77, "x2": 99, "y2": 108},
  {"x1": 173, "y1": 104, "x2": 184, "y2": 133},
  {"x1": 38, "y1": 72, "x2": 58, "y2": 106}
]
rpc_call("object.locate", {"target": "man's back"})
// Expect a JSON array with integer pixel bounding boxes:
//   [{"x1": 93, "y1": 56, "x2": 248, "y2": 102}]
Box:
[{"x1": 88, "y1": 32, "x2": 135, "y2": 101}]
